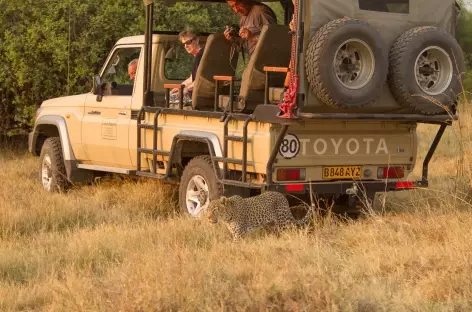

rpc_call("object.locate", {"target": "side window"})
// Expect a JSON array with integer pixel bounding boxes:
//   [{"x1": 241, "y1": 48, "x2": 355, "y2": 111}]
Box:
[
  {"x1": 101, "y1": 47, "x2": 141, "y2": 96},
  {"x1": 359, "y1": 0, "x2": 409, "y2": 14},
  {"x1": 164, "y1": 42, "x2": 194, "y2": 81}
]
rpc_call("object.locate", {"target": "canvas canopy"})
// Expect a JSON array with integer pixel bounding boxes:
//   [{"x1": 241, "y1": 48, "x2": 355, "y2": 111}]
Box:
[
  {"x1": 305, "y1": 0, "x2": 456, "y2": 45},
  {"x1": 298, "y1": 0, "x2": 458, "y2": 114}
]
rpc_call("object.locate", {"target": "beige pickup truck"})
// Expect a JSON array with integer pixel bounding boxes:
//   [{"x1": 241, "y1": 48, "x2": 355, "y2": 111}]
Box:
[{"x1": 29, "y1": 0, "x2": 464, "y2": 217}]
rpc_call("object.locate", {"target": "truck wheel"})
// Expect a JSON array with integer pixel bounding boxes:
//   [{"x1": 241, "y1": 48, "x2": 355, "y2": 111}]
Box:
[
  {"x1": 332, "y1": 194, "x2": 374, "y2": 220},
  {"x1": 388, "y1": 26, "x2": 465, "y2": 115},
  {"x1": 39, "y1": 137, "x2": 69, "y2": 192},
  {"x1": 305, "y1": 17, "x2": 388, "y2": 109},
  {"x1": 179, "y1": 155, "x2": 222, "y2": 218}
]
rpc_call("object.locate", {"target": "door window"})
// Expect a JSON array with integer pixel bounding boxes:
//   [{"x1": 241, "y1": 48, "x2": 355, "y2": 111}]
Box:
[
  {"x1": 358, "y1": 0, "x2": 409, "y2": 14},
  {"x1": 102, "y1": 47, "x2": 142, "y2": 96}
]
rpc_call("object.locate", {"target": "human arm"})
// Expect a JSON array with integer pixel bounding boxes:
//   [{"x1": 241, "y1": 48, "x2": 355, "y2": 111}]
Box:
[
  {"x1": 170, "y1": 75, "x2": 192, "y2": 94},
  {"x1": 224, "y1": 25, "x2": 244, "y2": 45}
]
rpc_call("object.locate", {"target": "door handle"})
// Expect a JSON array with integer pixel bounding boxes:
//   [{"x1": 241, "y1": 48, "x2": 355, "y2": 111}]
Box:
[
  {"x1": 119, "y1": 111, "x2": 127, "y2": 116},
  {"x1": 87, "y1": 110, "x2": 101, "y2": 115}
]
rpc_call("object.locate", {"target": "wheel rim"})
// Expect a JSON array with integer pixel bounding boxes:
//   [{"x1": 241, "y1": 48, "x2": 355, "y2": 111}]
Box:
[
  {"x1": 41, "y1": 154, "x2": 53, "y2": 191},
  {"x1": 333, "y1": 39, "x2": 375, "y2": 90},
  {"x1": 185, "y1": 175, "x2": 210, "y2": 217},
  {"x1": 414, "y1": 46, "x2": 453, "y2": 96}
]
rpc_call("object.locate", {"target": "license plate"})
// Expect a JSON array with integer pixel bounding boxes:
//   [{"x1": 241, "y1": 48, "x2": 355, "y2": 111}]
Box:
[{"x1": 322, "y1": 166, "x2": 361, "y2": 180}]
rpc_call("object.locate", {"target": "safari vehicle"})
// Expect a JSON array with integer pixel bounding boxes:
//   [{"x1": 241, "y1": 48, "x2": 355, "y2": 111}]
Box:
[{"x1": 29, "y1": 0, "x2": 464, "y2": 216}]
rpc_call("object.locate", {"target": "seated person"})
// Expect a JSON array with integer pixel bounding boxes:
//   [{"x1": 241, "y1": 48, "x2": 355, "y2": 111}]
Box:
[
  {"x1": 169, "y1": 29, "x2": 205, "y2": 106},
  {"x1": 128, "y1": 59, "x2": 138, "y2": 82}
]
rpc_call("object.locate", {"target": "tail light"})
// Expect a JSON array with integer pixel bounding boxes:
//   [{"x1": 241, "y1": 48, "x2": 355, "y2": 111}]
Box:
[
  {"x1": 396, "y1": 181, "x2": 416, "y2": 189},
  {"x1": 276, "y1": 168, "x2": 306, "y2": 181},
  {"x1": 377, "y1": 167, "x2": 404, "y2": 179},
  {"x1": 285, "y1": 184, "x2": 305, "y2": 192}
]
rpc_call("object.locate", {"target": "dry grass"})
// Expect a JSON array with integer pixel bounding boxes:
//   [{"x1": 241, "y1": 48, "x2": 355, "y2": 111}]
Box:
[{"x1": 1, "y1": 109, "x2": 472, "y2": 311}]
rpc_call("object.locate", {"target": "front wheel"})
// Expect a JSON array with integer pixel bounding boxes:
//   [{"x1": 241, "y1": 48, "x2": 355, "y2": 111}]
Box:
[
  {"x1": 39, "y1": 137, "x2": 69, "y2": 192},
  {"x1": 178, "y1": 156, "x2": 222, "y2": 218}
]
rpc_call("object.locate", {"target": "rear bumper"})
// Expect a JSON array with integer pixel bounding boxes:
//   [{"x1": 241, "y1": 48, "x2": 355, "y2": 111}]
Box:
[{"x1": 266, "y1": 180, "x2": 425, "y2": 195}]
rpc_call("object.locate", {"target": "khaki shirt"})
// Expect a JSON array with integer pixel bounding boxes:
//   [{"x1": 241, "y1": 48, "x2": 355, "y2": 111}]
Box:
[{"x1": 240, "y1": 3, "x2": 277, "y2": 56}]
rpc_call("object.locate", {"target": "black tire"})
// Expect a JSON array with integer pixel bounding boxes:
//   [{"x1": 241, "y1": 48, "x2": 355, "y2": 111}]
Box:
[
  {"x1": 39, "y1": 137, "x2": 69, "y2": 192},
  {"x1": 305, "y1": 17, "x2": 388, "y2": 109},
  {"x1": 455, "y1": 2, "x2": 461, "y2": 32},
  {"x1": 178, "y1": 155, "x2": 223, "y2": 217},
  {"x1": 388, "y1": 26, "x2": 465, "y2": 115}
]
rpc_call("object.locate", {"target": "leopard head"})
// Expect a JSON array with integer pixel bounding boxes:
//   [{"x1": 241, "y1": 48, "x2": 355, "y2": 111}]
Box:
[{"x1": 206, "y1": 196, "x2": 233, "y2": 224}]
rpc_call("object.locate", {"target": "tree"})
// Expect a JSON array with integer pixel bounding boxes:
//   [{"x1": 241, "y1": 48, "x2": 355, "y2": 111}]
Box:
[{"x1": 0, "y1": 0, "x2": 236, "y2": 136}]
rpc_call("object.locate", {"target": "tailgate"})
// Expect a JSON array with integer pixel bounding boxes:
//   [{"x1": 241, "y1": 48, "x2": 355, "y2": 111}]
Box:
[{"x1": 272, "y1": 120, "x2": 417, "y2": 182}]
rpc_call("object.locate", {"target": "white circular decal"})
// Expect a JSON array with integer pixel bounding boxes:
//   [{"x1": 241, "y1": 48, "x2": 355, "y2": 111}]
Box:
[{"x1": 279, "y1": 133, "x2": 300, "y2": 159}]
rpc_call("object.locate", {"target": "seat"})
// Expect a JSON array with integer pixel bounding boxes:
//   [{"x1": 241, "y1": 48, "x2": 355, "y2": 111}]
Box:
[
  {"x1": 191, "y1": 33, "x2": 239, "y2": 111},
  {"x1": 218, "y1": 24, "x2": 292, "y2": 112},
  {"x1": 268, "y1": 85, "x2": 286, "y2": 103}
]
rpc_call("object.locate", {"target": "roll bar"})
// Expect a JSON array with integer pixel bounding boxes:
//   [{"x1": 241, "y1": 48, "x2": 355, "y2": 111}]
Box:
[
  {"x1": 143, "y1": 0, "x2": 154, "y2": 108},
  {"x1": 141, "y1": 0, "x2": 301, "y2": 118}
]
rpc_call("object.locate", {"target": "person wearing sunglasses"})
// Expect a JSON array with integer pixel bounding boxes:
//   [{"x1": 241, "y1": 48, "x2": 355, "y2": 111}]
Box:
[{"x1": 170, "y1": 30, "x2": 205, "y2": 104}]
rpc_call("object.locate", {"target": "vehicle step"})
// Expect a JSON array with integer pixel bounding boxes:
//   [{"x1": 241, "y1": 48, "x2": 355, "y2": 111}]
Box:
[
  {"x1": 213, "y1": 157, "x2": 254, "y2": 165},
  {"x1": 219, "y1": 179, "x2": 264, "y2": 189},
  {"x1": 77, "y1": 164, "x2": 135, "y2": 175},
  {"x1": 136, "y1": 171, "x2": 179, "y2": 184},
  {"x1": 137, "y1": 148, "x2": 170, "y2": 156},
  {"x1": 138, "y1": 124, "x2": 160, "y2": 130},
  {"x1": 136, "y1": 171, "x2": 165, "y2": 179},
  {"x1": 225, "y1": 135, "x2": 252, "y2": 142}
]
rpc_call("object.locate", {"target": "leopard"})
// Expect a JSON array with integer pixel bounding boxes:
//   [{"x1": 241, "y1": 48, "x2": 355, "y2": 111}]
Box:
[{"x1": 205, "y1": 191, "x2": 313, "y2": 241}]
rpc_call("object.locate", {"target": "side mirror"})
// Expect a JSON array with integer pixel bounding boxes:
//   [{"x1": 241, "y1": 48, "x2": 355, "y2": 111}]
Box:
[{"x1": 92, "y1": 75, "x2": 103, "y2": 102}]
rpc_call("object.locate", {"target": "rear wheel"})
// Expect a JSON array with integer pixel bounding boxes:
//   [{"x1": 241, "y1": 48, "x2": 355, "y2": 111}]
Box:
[
  {"x1": 178, "y1": 156, "x2": 223, "y2": 218},
  {"x1": 332, "y1": 194, "x2": 375, "y2": 219},
  {"x1": 39, "y1": 137, "x2": 69, "y2": 192}
]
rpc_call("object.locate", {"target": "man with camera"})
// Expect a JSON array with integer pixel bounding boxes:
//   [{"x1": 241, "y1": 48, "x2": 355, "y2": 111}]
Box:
[{"x1": 224, "y1": 0, "x2": 277, "y2": 57}]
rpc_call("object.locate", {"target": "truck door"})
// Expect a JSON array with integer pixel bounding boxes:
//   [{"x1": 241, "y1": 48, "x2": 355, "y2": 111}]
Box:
[{"x1": 82, "y1": 45, "x2": 142, "y2": 167}]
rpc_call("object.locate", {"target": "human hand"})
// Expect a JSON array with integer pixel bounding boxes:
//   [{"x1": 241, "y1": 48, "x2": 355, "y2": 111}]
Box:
[
  {"x1": 224, "y1": 26, "x2": 232, "y2": 41},
  {"x1": 289, "y1": 18, "x2": 295, "y2": 31},
  {"x1": 239, "y1": 26, "x2": 252, "y2": 39},
  {"x1": 171, "y1": 86, "x2": 185, "y2": 95}
]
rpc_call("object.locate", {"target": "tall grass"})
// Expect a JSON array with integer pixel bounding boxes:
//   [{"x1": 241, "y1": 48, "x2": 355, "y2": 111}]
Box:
[{"x1": 1, "y1": 108, "x2": 472, "y2": 311}]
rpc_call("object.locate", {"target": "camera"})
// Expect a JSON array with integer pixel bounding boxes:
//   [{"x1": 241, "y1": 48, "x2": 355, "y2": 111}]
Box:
[{"x1": 226, "y1": 24, "x2": 240, "y2": 39}]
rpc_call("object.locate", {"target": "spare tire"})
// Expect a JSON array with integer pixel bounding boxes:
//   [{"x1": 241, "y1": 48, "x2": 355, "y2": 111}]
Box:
[
  {"x1": 388, "y1": 26, "x2": 465, "y2": 115},
  {"x1": 305, "y1": 17, "x2": 388, "y2": 109}
]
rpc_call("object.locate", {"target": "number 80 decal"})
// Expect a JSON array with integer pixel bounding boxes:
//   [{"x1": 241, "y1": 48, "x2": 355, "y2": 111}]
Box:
[{"x1": 279, "y1": 133, "x2": 300, "y2": 159}]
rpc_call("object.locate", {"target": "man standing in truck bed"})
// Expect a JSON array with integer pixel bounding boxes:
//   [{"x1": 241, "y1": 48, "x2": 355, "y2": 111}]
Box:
[{"x1": 224, "y1": 0, "x2": 277, "y2": 57}]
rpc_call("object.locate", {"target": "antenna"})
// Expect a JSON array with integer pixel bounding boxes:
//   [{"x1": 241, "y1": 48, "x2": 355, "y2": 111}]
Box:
[{"x1": 67, "y1": 2, "x2": 71, "y2": 95}]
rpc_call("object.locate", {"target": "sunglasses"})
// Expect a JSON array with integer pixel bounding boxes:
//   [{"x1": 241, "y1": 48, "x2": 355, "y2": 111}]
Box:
[{"x1": 182, "y1": 37, "x2": 196, "y2": 46}]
